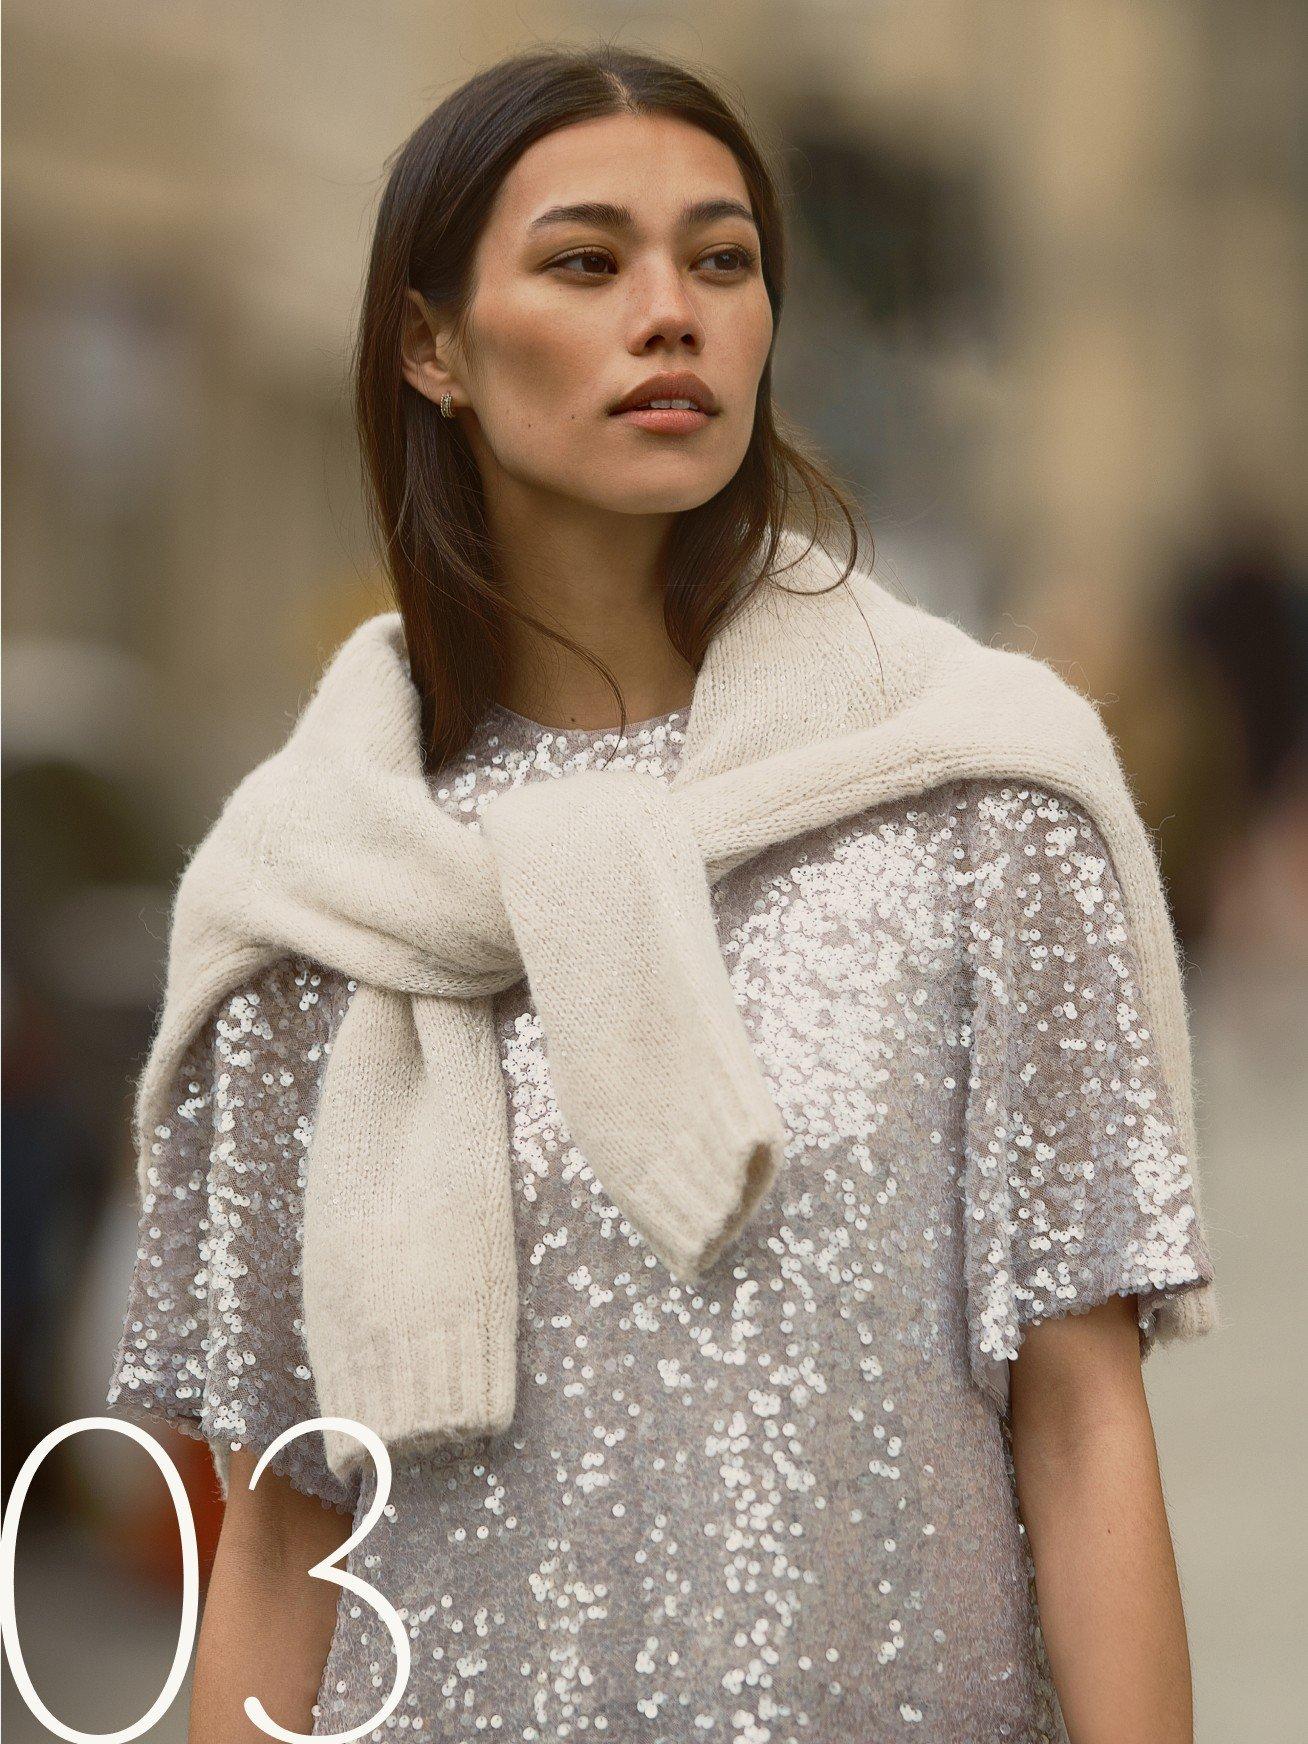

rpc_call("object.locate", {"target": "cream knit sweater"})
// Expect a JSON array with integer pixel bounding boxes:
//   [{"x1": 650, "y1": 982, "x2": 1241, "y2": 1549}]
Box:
[{"x1": 133, "y1": 533, "x2": 1219, "y2": 1484}]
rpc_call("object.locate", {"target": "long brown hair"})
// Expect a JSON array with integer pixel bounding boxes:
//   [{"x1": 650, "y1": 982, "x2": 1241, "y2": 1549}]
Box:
[{"x1": 352, "y1": 43, "x2": 871, "y2": 772}]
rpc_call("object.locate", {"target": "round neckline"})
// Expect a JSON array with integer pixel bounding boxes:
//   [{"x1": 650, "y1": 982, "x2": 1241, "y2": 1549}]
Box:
[{"x1": 486, "y1": 699, "x2": 690, "y2": 738}]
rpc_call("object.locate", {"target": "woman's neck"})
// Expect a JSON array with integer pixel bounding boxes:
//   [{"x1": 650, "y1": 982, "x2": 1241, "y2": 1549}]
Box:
[{"x1": 487, "y1": 500, "x2": 696, "y2": 731}]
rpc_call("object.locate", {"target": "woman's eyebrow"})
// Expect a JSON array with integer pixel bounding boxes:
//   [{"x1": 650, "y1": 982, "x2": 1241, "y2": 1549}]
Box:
[{"x1": 527, "y1": 197, "x2": 758, "y2": 235}]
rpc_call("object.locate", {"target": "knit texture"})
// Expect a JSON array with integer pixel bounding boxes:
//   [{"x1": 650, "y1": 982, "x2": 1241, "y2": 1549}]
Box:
[{"x1": 132, "y1": 533, "x2": 1219, "y2": 1483}]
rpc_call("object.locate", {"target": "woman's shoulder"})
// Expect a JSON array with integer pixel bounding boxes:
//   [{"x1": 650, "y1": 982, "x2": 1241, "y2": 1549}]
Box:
[
  {"x1": 780, "y1": 775, "x2": 1120, "y2": 905},
  {"x1": 837, "y1": 774, "x2": 1116, "y2": 867},
  {"x1": 932, "y1": 775, "x2": 1132, "y2": 927},
  {"x1": 945, "y1": 774, "x2": 1113, "y2": 853},
  {"x1": 949, "y1": 776, "x2": 1143, "y2": 984}
]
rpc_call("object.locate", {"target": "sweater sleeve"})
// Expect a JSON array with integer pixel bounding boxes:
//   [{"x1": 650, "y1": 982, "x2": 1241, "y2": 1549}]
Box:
[
  {"x1": 959, "y1": 780, "x2": 1215, "y2": 1414},
  {"x1": 105, "y1": 954, "x2": 357, "y2": 1514}
]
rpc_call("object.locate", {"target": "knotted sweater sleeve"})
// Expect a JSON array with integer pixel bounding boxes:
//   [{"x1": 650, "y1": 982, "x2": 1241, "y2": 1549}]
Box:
[
  {"x1": 959, "y1": 780, "x2": 1215, "y2": 1413},
  {"x1": 105, "y1": 954, "x2": 357, "y2": 1514}
]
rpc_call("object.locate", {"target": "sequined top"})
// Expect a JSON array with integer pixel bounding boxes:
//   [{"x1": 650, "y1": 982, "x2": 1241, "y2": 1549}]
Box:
[{"x1": 107, "y1": 698, "x2": 1214, "y2": 1742}]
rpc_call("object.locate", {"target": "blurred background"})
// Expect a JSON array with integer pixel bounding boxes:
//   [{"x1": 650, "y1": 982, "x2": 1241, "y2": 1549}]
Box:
[{"x1": 3, "y1": 2, "x2": 1305, "y2": 1738}]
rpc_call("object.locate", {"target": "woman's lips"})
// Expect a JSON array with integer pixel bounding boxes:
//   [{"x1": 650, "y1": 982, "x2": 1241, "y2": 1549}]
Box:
[{"x1": 611, "y1": 407, "x2": 714, "y2": 433}]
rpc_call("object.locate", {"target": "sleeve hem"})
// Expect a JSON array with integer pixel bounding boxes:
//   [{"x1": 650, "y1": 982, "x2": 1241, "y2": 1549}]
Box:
[
  {"x1": 104, "y1": 1396, "x2": 356, "y2": 1515},
  {"x1": 969, "y1": 1263, "x2": 1216, "y2": 1420},
  {"x1": 1017, "y1": 1259, "x2": 1213, "y2": 1348}
]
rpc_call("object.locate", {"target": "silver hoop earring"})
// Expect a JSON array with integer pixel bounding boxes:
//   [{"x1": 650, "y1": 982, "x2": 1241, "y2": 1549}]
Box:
[{"x1": 439, "y1": 392, "x2": 455, "y2": 419}]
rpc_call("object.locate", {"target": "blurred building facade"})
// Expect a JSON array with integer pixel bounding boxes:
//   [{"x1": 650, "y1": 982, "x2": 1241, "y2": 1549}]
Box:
[{"x1": 7, "y1": 1, "x2": 1303, "y2": 806}]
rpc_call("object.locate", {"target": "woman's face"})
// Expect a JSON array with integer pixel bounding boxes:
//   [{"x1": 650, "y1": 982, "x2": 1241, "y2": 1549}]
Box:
[{"x1": 414, "y1": 111, "x2": 775, "y2": 518}]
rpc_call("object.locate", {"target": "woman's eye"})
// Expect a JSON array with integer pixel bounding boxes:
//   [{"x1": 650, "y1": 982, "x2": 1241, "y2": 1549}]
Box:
[
  {"x1": 700, "y1": 247, "x2": 757, "y2": 274},
  {"x1": 550, "y1": 250, "x2": 616, "y2": 277}
]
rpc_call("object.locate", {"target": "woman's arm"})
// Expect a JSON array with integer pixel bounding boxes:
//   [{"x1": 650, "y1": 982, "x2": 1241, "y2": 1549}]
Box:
[
  {"x1": 188, "y1": 1447, "x2": 348, "y2": 1742},
  {"x1": 1008, "y1": 1293, "x2": 1197, "y2": 1744}
]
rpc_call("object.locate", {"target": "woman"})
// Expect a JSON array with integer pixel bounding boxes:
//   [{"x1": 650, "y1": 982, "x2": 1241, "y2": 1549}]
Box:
[{"x1": 107, "y1": 45, "x2": 1216, "y2": 1744}]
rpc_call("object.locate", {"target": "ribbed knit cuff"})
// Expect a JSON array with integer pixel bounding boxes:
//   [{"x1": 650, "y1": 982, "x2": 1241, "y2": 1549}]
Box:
[
  {"x1": 595, "y1": 1065, "x2": 790, "y2": 1283},
  {"x1": 317, "y1": 1310, "x2": 518, "y2": 1488}
]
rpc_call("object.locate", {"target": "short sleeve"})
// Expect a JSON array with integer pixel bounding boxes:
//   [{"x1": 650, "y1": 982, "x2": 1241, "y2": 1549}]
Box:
[
  {"x1": 960, "y1": 781, "x2": 1215, "y2": 1415},
  {"x1": 106, "y1": 954, "x2": 357, "y2": 1514}
]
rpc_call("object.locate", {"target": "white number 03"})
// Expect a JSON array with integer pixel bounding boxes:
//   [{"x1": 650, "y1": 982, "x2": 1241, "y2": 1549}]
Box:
[{"x1": 0, "y1": 1415, "x2": 410, "y2": 1743}]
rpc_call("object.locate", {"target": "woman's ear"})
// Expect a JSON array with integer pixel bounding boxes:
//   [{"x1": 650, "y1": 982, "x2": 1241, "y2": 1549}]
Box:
[{"x1": 401, "y1": 288, "x2": 460, "y2": 408}]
